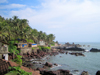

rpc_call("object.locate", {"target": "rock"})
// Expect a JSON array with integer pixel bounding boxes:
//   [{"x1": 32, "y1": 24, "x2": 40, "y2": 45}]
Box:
[
  {"x1": 81, "y1": 71, "x2": 89, "y2": 75},
  {"x1": 43, "y1": 66, "x2": 48, "y2": 69},
  {"x1": 22, "y1": 63, "x2": 27, "y2": 67},
  {"x1": 36, "y1": 67, "x2": 45, "y2": 71},
  {"x1": 69, "y1": 52, "x2": 85, "y2": 56},
  {"x1": 66, "y1": 52, "x2": 68, "y2": 54},
  {"x1": 57, "y1": 69, "x2": 72, "y2": 75},
  {"x1": 59, "y1": 50, "x2": 65, "y2": 53},
  {"x1": 40, "y1": 70, "x2": 72, "y2": 75},
  {"x1": 90, "y1": 48, "x2": 100, "y2": 52},
  {"x1": 45, "y1": 62, "x2": 52, "y2": 67},
  {"x1": 66, "y1": 46, "x2": 85, "y2": 51},
  {"x1": 27, "y1": 63, "x2": 33, "y2": 67},
  {"x1": 96, "y1": 71, "x2": 100, "y2": 75},
  {"x1": 54, "y1": 63, "x2": 58, "y2": 66},
  {"x1": 73, "y1": 70, "x2": 79, "y2": 72}
]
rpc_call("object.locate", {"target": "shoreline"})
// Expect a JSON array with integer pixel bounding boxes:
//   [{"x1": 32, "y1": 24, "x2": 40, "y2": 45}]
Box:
[
  {"x1": 22, "y1": 48, "x2": 87, "y2": 75},
  {"x1": 20, "y1": 45, "x2": 100, "y2": 75}
]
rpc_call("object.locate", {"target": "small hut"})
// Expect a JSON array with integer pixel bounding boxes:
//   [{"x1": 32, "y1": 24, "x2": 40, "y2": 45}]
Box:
[
  {"x1": 15, "y1": 43, "x2": 28, "y2": 48},
  {"x1": 28, "y1": 43, "x2": 37, "y2": 47}
]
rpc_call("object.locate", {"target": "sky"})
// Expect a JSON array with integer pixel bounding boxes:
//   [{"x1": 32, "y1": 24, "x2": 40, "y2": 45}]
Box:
[{"x1": 0, "y1": 0, "x2": 100, "y2": 42}]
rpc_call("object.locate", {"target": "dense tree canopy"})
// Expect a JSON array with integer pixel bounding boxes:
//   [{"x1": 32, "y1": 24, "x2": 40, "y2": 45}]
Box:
[{"x1": 0, "y1": 16, "x2": 55, "y2": 44}]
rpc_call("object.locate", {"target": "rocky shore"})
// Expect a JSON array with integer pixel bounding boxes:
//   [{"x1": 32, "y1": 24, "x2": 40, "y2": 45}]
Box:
[
  {"x1": 20, "y1": 47, "x2": 100, "y2": 75},
  {"x1": 20, "y1": 48, "x2": 86, "y2": 75}
]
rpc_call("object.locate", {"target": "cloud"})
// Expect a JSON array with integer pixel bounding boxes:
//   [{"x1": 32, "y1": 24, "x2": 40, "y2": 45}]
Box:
[
  {"x1": 4, "y1": 0, "x2": 100, "y2": 42},
  {"x1": 0, "y1": 4, "x2": 26, "y2": 9},
  {"x1": 0, "y1": 0, "x2": 7, "y2": 3}
]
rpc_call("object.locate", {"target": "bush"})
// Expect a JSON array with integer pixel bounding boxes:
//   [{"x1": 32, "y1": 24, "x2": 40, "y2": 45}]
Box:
[
  {"x1": 38, "y1": 46, "x2": 51, "y2": 50},
  {"x1": 8, "y1": 41, "x2": 19, "y2": 55},
  {"x1": 13, "y1": 55, "x2": 22, "y2": 66},
  {"x1": 32, "y1": 47, "x2": 35, "y2": 50},
  {"x1": 38, "y1": 46, "x2": 42, "y2": 50},
  {"x1": 26, "y1": 39, "x2": 34, "y2": 43},
  {"x1": 42, "y1": 46, "x2": 51, "y2": 50}
]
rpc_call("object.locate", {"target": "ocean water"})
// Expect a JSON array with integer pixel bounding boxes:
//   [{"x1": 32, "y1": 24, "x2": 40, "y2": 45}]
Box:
[{"x1": 47, "y1": 42, "x2": 100, "y2": 75}]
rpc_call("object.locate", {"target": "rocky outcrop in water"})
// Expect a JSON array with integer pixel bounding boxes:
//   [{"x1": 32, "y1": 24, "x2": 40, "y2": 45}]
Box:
[
  {"x1": 96, "y1": 71, "x2": 100, "y2": 75},
  {"x1": 69, "y1": 52, "x2": 85, "y2": 56},
  {"x1": 65, "y1": 46, "x2": 85, "y2": 51},
  {"x1": 90, "y1": 48, "x2": 100, "y2": 52}
]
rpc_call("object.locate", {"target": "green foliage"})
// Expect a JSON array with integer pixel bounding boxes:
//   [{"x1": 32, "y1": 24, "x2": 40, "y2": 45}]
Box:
[
  {"x1": 50, "y1": 42, "x2": 55, "y2": 46},
  {"x1": 38, "y1": 46, "x2": 42, "y2": 50},
  {"x1": 42, "y1": 46, "x2": 51, "y2": 50},
  {"x1": 51, "y1": 44, "x2": 55, "y2": 46},
  {"x1": 38, "y1": 46, "x2": 51, "y2": 50},
  {"x1": 26, "y1": 39, "x2": 34, "y2": 43},
  {"x1": 0, "y1": 15, "x2": 55, "y2": 44},
  {"x1": 32, "y1": 47, "x2": 35, "y2": 50},
  {"x1": 8, "y1": 66, "x2": 32, "y2": 75},
  {"x1": 13, "y1": 55, "x2": 22, "y2": 66},
  {"x1": 14, "y1": 40, "x2": 19, "y2": 43},
  {"x1": 8, "y1": 41, "x2": 19, "y2": 55}
]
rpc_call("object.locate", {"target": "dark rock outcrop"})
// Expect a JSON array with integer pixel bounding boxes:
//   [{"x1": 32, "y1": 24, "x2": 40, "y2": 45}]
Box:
[
  {"x1": 44, "y1": 62, "x2": 53, "y2": 67},
  {"x1": 57, "y1": 69, "x2": 71, "y2": 75},
  {"x1": 66, "y1": 52, "x2": 68, "y2": 54},
  {"x1": 39, "y1": 69, "x2": 72, "y2": 75},
  {"x1": 27, "y1": 63, "x2": 33, "y2": 67},
  {"x1": 54, "y1": 63, "x2": 58, "y2": 66},
  {"x1": 96, "y1": 71, "x2": 100, "y2": 75},
  {"x1": 65, "y1": 46, "x2": 85, "y2": 51},
  {"x1": 69, "y1": 52, "x2": 85, "y2": 56},
  {"x1": 90, "y1": 48, "x2": 100, "y2": 52}
]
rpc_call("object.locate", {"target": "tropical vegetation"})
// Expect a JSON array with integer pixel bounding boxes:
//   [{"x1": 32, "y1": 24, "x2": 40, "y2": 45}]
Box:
[{"x1": 0, "y1": 15, "x2": 55, "y2": 44}]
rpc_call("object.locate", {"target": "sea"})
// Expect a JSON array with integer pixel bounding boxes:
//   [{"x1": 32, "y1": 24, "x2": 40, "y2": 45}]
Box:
[{"x1": 46, "y1": 42, "x2": 100, "y2": 75}]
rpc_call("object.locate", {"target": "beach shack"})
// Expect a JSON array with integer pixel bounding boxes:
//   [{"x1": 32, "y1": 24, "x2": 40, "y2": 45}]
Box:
[
  {"x1": 15, "y1": 43, "x2": 28, "y2": 48},
  {"x1": 0, "y1": 42, "x2": 9, "y2": 60},
  {"x1": 14, "y1": 43, "x2": 31, "y2": 54},
  {"x1": 28, "y1": 43, "x2": 37, "y2": 47},
  {"x1": 14, "y1": 39, "x2": 38, "y2": 54}
]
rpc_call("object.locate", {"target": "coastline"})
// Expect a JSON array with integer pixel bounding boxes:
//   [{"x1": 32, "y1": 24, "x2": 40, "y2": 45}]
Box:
[
  {"x1": 22, "y1": 47, "x2": 87, "y2": 75},
  {"x1": 21, "y1": 44, "x2": 100, "y2": 75}
]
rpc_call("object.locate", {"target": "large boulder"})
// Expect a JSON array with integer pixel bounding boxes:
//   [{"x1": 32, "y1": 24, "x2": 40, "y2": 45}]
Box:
[
  {"x1": 40, "y1": 70, "x2": 72, "y2": 75},
  {"x1": 45, "y1": 62, "x2": 53, "y2": 67},
  {"x1": 57, "y1": 69, "x2": 72, "y2": 75},
  {"x1": 96, "y1": 71, "x2": 100, "y2": 75},
  {"x1": 90, "y1": 48, "x2": 100, "y2": 52},
  {"x1": 81, "y1": 71, "x2": 89, "y2": 75},
  {"x1": 40, "y1": 70, "x2": 60, "y2": 75},
  {"x1": 27, "y1": 63, "x2": 33, "y2": 67},
  {"x1": 36, "y1": 68, "x2": 45, "y2": 74}
]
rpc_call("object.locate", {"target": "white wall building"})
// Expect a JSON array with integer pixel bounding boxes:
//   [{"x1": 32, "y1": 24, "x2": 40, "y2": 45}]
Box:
[
  {"x1": 0, "y1": 42, "x2": 9, "y2": 61},
  {"x1": 39, "y1": 40, "x2": 45, "y2": 46}
]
